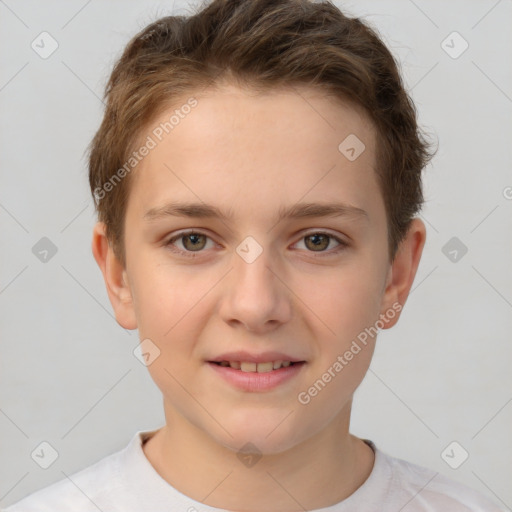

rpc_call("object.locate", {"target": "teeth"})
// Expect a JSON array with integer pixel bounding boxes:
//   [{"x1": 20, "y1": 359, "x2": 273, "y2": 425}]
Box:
[
  {"x1": 217, "y1": 360, "x2": 296, "y2": 372},
  {"x1": 240, "y1": 362, "x2": 257, "y2": 372},
  {"x1": 256, "y1": 362, "x2": 274, "y2": 373}
]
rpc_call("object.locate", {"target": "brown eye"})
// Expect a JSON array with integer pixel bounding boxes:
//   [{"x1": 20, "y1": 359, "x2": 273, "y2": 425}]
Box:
[
  {"x1": 304, "y1": 233, "x2": 331, "y2": 251},
  {"x1": 166, "y1": 231, "x2": 215, "y2": 257},
  {"x1": 294, "y1": 231, "x2": 347, "y2": 256},
  {"x1": 181, "y1": 233, "x2": 207, "y2": 251}
]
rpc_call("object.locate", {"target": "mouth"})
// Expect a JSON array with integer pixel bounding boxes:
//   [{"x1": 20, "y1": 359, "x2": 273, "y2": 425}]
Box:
[
  {"x1": 208, "y1": 360, "x2": 305, "y2": 372},
  {"x1": 206, "y1": 359, "x2": 307, "y2": 392}
]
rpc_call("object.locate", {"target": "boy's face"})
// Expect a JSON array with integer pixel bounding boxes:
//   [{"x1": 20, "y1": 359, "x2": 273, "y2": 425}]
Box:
[{"x1": 94, "y1": 83, "x2": 425, "y2": 454}]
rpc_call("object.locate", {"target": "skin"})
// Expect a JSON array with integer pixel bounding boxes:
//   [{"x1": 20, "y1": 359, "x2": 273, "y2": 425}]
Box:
[{"x1": 92, "y1": 82, "x2": 426, "y2": 511}]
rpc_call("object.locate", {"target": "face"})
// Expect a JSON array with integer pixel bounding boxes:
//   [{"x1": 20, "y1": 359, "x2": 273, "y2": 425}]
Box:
[{"x1": 98, "y1": 83, "x2": 417, "y2": 454}]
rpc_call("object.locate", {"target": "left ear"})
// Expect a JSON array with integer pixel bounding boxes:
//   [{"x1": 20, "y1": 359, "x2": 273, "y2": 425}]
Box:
[{"x1": 379, "y1": 218, "x2": 426, "y2": 329}]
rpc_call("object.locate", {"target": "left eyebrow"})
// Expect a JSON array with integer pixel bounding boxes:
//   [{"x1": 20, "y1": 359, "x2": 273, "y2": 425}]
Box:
[
  {"x1": 278, "y1": 202, "x2": 369, "y2": 222},
  {"x1": 143, "y1": 201, "x2": 369, "y2": 223}
]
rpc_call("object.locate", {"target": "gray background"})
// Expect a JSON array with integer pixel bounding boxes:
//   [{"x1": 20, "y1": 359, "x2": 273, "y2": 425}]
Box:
[{"x1": 1, "y1": 0, "x2": 511, "y2": 508}]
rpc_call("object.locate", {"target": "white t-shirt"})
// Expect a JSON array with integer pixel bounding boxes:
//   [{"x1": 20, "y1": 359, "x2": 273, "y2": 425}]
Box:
[{"x1": 2, "y1": 429, "x2": 506, "y2": 512}]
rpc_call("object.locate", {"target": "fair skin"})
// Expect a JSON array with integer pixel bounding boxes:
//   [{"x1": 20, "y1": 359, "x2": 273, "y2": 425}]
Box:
[{"x1": 92, "y1": 83, "x2": 426, "y2": 511}]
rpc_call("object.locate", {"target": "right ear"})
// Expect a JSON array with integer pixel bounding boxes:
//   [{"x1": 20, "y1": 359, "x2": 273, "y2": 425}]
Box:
[{"x1": 91, "y1": 222, "x2": 138, "y2": 330}]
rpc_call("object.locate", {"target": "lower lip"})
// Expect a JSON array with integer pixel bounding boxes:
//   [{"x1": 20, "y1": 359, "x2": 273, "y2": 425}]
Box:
[{"x1": 207, "y1": 362, "x2": 306, "y2": 392}]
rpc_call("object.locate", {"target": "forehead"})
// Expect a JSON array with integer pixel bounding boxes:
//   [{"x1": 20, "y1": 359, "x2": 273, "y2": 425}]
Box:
[{"x1": 128, "y1": 83, "x2": 380, "y2": 218}]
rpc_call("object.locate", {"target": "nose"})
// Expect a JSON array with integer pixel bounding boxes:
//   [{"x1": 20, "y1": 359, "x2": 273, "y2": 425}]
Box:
[{"x1": 218, "y1": 244, "x2": 293, "y2": 334}]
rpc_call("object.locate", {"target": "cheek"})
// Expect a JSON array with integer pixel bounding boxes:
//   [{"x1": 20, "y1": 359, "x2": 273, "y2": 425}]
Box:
[
  {"x1": 304, "y1": 264, "x2": 385, "y2": 344},
  {"x1": 129, "y1": 257, "x2": 211, "y2": 340},
  {"x1": 130, "y1": 263, "x2": 212, "y2": 389},
  {"x1": 297, "y1": 275, "x2": 381, "y2": 418}
]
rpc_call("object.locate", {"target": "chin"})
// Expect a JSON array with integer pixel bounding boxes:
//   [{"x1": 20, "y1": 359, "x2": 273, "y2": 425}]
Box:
[{"x1": 208, "y1": 409, "x2": 311, "y2": 456}]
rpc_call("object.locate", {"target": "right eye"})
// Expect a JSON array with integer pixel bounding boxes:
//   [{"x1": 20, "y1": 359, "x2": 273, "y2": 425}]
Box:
[{"x1": 165, "y1": 230, "x2": 216, "y2": 257}]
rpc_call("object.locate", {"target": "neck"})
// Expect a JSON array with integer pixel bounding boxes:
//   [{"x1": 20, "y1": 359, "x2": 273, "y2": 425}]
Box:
[{"x1": 143, "y1": 400, "x2": 375, "y2": 511}]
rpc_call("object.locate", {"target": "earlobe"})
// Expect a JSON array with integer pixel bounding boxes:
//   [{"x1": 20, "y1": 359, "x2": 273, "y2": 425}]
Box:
[
  {"x1": 91, "y1": 222, "x2": 138, "y2": 330},
  {"x1": 380, "y1": 218, "x2": 426, "y2": 329}
]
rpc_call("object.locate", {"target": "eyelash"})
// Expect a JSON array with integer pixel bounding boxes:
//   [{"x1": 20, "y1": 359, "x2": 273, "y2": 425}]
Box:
[{"x1": 164, "y1": 230, "x2": 348, "y2": 259}]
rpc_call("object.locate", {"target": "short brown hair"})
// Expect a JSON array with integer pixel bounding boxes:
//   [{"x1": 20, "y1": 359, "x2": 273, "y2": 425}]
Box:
[{"x1": 88, "y1": 0, "x2": 434, "y2": 266}]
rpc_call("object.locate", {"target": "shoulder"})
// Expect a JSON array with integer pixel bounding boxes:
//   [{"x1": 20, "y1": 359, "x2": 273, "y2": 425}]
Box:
[
  {"x1": 2, "y1": 440, "x2": 129, "y2": 512},
  {"x1": 377, "y1": 447, "x2": 506, "y2": 511}
]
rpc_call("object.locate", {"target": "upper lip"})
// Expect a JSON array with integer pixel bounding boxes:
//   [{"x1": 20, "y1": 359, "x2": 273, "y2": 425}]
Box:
[{"x1": 208, "y1": 351, "x2": 306, "y2": 364}]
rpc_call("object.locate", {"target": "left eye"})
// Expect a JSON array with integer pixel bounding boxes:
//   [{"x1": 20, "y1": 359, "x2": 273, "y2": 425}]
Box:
[{"x1": 294, "y1": 232, "x2": 345, "y2": 253}]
